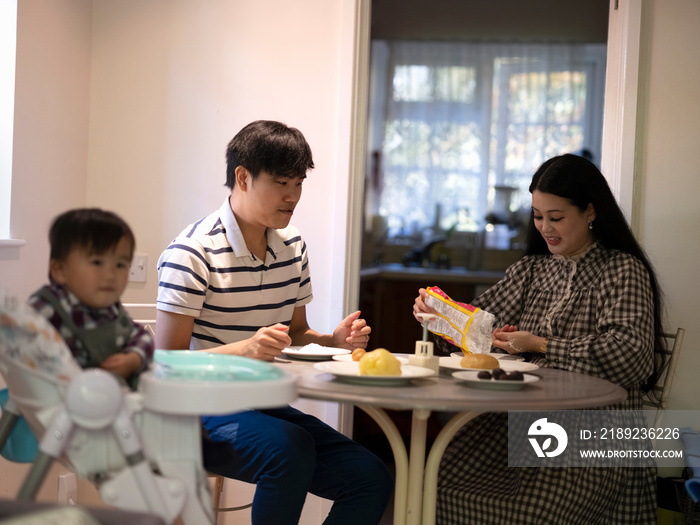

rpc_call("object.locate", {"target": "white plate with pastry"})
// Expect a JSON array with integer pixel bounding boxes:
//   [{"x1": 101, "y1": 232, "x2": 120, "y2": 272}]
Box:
[
  {"x1": 313, "y1": 361, "x2": 435, "y2": 385},
  {"x1": 452, "y1": 370, "x2": 540, "y2": 390},
  {"x1": 440, "y1": 355, "x2": 539, "y2": 372},
  {"x1": 282, "y1": 344, "x2": 351, "y2": 361},
  {"x1": 450, "y1": 352, "x2": 524, "y2": 362},
  {"x1": 333, "y1": 353, "x2": 410, "y2": 364}
]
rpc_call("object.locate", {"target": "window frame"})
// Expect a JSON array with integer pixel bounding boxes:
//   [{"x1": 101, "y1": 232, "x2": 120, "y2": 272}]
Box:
[{"x1": 366, "y1": 40, "x2": 607, "y2": 238}]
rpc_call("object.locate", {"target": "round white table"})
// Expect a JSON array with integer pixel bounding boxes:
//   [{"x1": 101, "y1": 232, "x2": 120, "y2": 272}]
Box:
[{"x1": 276, "y1": 358, "x2": 627, "y2": 525}]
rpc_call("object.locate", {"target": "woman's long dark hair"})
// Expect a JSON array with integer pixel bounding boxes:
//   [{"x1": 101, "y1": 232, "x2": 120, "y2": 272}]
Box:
[{"x1": 524, "y1": 154, "x2": 667, "y2": 400}]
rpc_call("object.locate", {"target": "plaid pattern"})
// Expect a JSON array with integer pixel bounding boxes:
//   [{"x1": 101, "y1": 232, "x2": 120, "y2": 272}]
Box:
[
  {"x1": 437, "y1": 413, "x2": 656, "y2": 524},
  {"x1": 436, "y1": 244, "x2": 657, "y2": 524},
  {"x1": 28, "y1": 283, "x2": 153, "y2": 371}
]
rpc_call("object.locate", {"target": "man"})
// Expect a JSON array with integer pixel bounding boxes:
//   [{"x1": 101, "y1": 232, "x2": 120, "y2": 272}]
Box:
[{"x1": 155, "y1": 120, "x2": 392, "y2": 525}]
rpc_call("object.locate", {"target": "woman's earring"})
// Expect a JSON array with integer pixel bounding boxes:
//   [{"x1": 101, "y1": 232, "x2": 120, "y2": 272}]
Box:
[{"x1": 588, "y1": 222, "x2": 594, "y2": 230}]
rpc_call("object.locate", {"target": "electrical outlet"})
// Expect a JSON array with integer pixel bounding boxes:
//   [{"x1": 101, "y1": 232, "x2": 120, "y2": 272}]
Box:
[
  {"x1": 58, "y1": 473, "x2": 77, "y2": 505},
  {"x1": 129, "y1": 253, "x2": 148, "y2": 283}
]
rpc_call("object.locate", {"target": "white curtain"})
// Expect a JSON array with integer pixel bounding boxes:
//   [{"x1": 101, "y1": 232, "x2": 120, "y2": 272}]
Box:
[{"x1": 365, "y1": 40, "x2": 606, "y2": 240}]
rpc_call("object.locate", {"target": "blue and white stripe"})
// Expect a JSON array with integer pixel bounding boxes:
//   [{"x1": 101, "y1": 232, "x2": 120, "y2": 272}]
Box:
[{"x1": 157, "y1": 199, "x2": 313, "y2": 350}]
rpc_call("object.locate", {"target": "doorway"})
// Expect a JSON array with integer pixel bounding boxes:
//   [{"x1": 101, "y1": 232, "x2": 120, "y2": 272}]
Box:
[{"x1": 344, "y1": 0, "x2": 642, "y2": 475}]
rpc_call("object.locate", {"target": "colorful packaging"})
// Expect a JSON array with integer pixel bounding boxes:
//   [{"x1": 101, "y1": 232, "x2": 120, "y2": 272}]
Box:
[{"x1": 424, "y1": 286, "x2": 495, "y2": 354}]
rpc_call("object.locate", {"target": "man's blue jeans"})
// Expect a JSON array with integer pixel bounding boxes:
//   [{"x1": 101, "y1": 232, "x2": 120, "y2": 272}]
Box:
[{"x1": 202, "y1": 406, "x2": 393, "y2": 525}]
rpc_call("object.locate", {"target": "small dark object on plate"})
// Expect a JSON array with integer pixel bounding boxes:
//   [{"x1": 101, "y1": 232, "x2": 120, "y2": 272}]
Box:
[
  {"x1": 477, "y1": 371, "x2": 492, "y2": 380},
  {"x1": 491, "y1": 368, "x2": 506, "y2": 379},
  {"x1": 497, "y1": 371, "x2": 524, "y2": 381},
  {"x1": 508, "y1": 371, "x2": 524, "y2": 381}
]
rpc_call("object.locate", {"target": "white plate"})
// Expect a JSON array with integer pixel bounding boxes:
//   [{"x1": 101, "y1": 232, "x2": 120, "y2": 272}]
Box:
[
  {"x1": 333, "y1": 353, "x2": 410, "y2": 364},
  {"x1": 313, "y1": 361, "x2": 435, "y2": 385},
  {"x1": 452, "y1": 370, "x2": 541, "y2": 390},
  {"x1": 282, "y1": 344, "x2": 351, "y2": 361},
  {"x1": 440, "y1": 355, "x2": 539, "y2": 372},
  {"x1": 450, "y1": 351, "x2": 524, "y2": 362}
]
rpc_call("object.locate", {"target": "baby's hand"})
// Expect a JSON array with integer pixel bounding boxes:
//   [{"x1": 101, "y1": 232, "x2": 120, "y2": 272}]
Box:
[{"x1": 100, "y1": 353, "x2": 142, "y2": 379}]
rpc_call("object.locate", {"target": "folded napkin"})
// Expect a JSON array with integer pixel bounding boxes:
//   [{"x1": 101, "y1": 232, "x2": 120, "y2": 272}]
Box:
[{"x1": 680, "y1": 428, "x2": 700, "y2": 502}]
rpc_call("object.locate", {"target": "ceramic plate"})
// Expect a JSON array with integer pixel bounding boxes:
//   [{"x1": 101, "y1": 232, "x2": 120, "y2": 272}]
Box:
[
  {"x1": 452, "y1": 370, "x2": 540, "y2": 390},
  {"x1": 333, "y1": 353, "x2": 410, "y2": 364},
  {"x1": 313, "y1": 361, "x2": 435, "y2": 385},
  {"x1": 450, "y1": 352, "x2": 524, "y2": 362},
  {"x1": 440, "y1": 355, "x2": 539, "y2": 372},
  {"x1": 282, "y1": 344, "x2": 351, "y2": 361}
]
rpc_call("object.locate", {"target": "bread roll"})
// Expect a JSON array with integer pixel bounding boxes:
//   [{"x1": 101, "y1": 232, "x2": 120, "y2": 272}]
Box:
[
  {"x1": 359, "y1": 348, "x2": 402, "y2": 376},
  {"x1": 351, "y1": 348, "x2": 366, "y2": 361},
  {"x1": 460, "y1": 353, "x2": 499, "y2": 370}
]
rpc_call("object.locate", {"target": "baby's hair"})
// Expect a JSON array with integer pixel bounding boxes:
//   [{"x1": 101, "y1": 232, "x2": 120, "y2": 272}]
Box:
[{"x1": 49, "y1": 208, "x2": 135, "y2": 261}]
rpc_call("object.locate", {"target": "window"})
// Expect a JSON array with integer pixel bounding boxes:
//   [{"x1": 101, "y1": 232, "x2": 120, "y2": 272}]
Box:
[{"x1": 365, "y1": 41, "x2": 606, "y2": 240}]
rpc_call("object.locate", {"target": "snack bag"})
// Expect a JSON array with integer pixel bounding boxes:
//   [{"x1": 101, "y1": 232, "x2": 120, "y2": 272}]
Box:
[{"x1": 423, "y1": 286, "x2": 495, "y2": 354}]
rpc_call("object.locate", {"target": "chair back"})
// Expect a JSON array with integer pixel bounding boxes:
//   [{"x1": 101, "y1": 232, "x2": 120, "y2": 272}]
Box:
[{"x1": 643, "y1": 327, "x2": 686, "y2": 410}]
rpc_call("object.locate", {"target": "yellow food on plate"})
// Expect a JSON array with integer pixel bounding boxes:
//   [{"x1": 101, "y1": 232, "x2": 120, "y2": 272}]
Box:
[
  {"x1": 460, "y1": 353, "x2": 499, "y2": 370},
  {"x1": 351, "y1": 348, "x2": 366, "y2": 362},
  {"x1": 358, "y1": 348, "x2": 402, "y2": 376}
]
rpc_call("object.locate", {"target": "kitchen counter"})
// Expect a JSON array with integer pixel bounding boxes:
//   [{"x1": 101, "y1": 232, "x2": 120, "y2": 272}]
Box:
[{"x1": 359, "y1": 263, "x2": 504, "y2": 284}]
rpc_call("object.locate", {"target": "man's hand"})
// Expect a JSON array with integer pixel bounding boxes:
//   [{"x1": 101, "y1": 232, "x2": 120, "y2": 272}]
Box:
[
  {"x1": 333, "y1": 310, "x2": 371, "y2": 350},
  {"x1": 244, "y1": 323, "x2": 292, "y2": 361}
]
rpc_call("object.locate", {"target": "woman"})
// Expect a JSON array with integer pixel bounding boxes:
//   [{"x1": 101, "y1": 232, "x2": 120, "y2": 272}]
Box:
[{"x1": 414, "y1": 154, "x2": 666, "y2": 524}]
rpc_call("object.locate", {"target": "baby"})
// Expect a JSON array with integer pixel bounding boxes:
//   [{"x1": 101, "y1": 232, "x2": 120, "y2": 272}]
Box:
[{"x1": 28, "y1": 208, "x2": 153, "y2": 388}]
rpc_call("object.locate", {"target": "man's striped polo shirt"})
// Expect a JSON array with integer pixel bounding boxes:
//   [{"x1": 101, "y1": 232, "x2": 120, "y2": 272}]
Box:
[{"x1": 156, "y1": 198, "x2": 313, "y2": 350}]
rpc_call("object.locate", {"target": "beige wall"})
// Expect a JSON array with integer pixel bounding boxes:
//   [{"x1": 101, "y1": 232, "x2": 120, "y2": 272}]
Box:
[
  {"x1": 88, "y1": 0, "x2": 358, "y2": 335},
  {"x1": 0, "y1": 0, "x2": 93, "y2": 506},
  {"x1": 5, "y1": 0, "x2": 358, "y2": 329},
  {"x1": 1, "y1": 0, "x2": 358, "y2": 518},
  {"x1": 4, "y1": 0, "x2": 92, "y2": 299},
  {"x1": 636, "y1": 0, "x2": 700, "y2": 411}
]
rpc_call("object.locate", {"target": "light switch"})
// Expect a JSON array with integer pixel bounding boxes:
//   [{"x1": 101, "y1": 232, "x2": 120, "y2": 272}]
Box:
[{"x1": 129, "y1": 254, "x2": 148, "y2": 282}]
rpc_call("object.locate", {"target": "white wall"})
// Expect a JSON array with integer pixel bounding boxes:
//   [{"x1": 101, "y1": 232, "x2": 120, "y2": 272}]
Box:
[
  {"x1": 1, "y1": 0, "x2": 358, "y2": 518},
  {"x1": 86, "y1": 1, "x2": 358, "y2": 520},
  {"x1": 87, "y1": 0, "x2": 356, "y2": 336},
  {"x1": 0, "y1": 0, "x2": 93, "y2": 504},
  {"x1": 636, "y1": 0, "x2": 700, "y2": 411},
  {"x1": 3, "y1": 0, "x2": 92, "y2": 299}
]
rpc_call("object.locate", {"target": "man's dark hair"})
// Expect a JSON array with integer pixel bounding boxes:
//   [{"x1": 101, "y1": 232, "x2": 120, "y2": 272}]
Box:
[
  {"x1": 49, "y1": 208, "x2": 135, "y2": 261},
  {"x1": 225, "y1": 120, "x2": 315, "y2": 189}
]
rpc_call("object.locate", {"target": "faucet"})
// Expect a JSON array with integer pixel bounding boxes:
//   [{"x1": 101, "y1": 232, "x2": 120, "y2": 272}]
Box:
[{"x1": 421, "y1": 237, "x2": 447, "y2": 267}]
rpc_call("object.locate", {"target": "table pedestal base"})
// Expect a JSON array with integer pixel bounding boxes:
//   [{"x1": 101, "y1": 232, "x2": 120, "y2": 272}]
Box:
[{"x1": 358, "y1": 405, "x2": 480, "y2": 525}]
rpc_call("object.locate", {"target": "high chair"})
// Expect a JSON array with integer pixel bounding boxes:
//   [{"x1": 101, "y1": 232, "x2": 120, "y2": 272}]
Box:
[{"x1": 0, "y1": 289, "x2": 297, "y2": 525}]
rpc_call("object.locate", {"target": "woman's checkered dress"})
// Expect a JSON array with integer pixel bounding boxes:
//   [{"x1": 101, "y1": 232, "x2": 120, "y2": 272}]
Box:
[{"x1": 436, "y1": 243, "x2": 657, "y2": 524}]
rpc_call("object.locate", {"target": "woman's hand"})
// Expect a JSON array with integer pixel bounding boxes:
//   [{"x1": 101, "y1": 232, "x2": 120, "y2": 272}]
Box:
[
  {"x1": 413, "y1": 288, "x2": 437, "y2": 323},
  {"x1": 491, "y1": 325, "x2": 546, "y2": 354}
]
